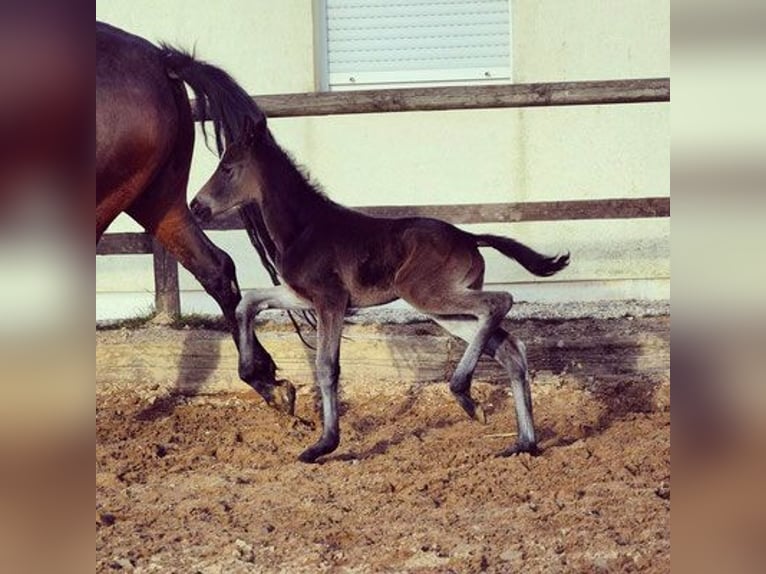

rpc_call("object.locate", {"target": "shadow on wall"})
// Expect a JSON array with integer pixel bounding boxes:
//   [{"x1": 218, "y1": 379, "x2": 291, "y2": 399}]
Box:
[
  {"x1": 494, "y1": 315, "x2": 670, "y2": 447},
  {"x1": 136, "y1": 329, "x2": 224, "y2": 421},
  {"x1": 536, "y1": 316, "x2": 669, "y2": 446},
  {"x1": 373, "y1": 313, "x2": 670, "y2": 453}
]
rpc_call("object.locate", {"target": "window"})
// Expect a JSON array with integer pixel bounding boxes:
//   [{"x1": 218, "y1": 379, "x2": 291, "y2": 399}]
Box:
[{"x1": 316, "y1": 0, "x2": 512, "y2": 90}]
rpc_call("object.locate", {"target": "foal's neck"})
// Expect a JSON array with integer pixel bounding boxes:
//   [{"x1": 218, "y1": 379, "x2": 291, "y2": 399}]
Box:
[{"x1": 253, "y1": 132, "x2": 333, "y2": 254}]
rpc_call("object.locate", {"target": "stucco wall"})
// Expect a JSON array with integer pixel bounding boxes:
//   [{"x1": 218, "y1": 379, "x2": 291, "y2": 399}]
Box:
[{"x1": 96, "y1": 0, "x2": 669, "y2": 320}]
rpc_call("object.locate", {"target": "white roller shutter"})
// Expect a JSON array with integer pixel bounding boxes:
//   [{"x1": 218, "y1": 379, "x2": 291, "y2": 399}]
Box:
[{"x1": 320, "y1": 0, "x2": 512, "y2": 89}]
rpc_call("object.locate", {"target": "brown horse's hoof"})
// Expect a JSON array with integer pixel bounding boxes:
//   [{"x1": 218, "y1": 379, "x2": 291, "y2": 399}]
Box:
[{"x1": 267, "y1": 379, "x2": 296, "y2": 416}]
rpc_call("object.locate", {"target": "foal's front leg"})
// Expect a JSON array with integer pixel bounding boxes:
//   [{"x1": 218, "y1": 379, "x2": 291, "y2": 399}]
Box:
[
  {"x1": 236, "y1": 286, "x2": 311, "y2": 415},
  {"x1": 298, "y1": 300, "x2": 347, "y2": 463}
]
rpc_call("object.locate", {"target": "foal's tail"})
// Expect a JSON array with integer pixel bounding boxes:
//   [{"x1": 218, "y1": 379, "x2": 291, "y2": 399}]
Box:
[
  {"x1": 159, "y1": 45, "x2": 264, "y2": 156},
  {"x1": 475, "y1": 234, "x2": 570, "y2": 277}
]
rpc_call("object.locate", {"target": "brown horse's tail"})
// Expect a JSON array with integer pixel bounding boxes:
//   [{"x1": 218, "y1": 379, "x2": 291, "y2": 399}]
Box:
[
  {"x1": 159, "y1": 45, "x2": 264, "y2": 156},
  {"x1": 158, "y1": 44, "x2": 318, "y2": 344},
  {"x1": 474, "y1": 234, "x2": 570, "y2": 277}
]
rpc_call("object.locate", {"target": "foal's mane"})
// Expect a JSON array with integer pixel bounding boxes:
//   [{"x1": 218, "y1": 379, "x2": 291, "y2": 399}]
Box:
[
  {"x1": 258, "y1": 129, "x2": 347, "y2": 217},
  {"x1": 241, "y1": 129, "x2": 337, "y2": 343}
]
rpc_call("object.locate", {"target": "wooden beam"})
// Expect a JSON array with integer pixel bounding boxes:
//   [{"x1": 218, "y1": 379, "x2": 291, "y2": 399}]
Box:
[
  {"x1": 96, "y1": 232, "x2": 153, "y2": 255},
  {"x1": 152, "y1": 240, "x2": 180, "y2": 321},
  {"x1": 203, "y1": 197, "x2": 670, "y2": 230},
  {"x1": 359, "y1": 197, "x2": 671, "y2": 224},
  {"x1": 192, "y1": 78, "x2": 670, "y2": 120}
]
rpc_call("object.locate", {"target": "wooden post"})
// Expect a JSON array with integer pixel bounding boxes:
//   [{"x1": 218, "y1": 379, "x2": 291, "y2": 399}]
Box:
[{"x1": 151, "y1": 240, "x2": 180, "y2": 323}]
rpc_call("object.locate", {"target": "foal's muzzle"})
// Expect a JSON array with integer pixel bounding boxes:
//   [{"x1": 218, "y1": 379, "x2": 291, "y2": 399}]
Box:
[{"x1": 189, "y1": 198, "x2": 212, "y2": 223}]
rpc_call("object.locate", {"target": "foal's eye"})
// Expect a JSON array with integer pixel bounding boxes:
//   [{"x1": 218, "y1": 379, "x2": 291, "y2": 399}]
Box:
[{"x1": 220, "y1": 164, "x2": 235, "y2": 177}]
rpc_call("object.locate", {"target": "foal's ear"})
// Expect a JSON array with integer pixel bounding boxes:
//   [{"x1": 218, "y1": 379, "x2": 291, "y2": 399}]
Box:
[{"x1": 242, "y1": 114, "x2": 267, "y2": 146}]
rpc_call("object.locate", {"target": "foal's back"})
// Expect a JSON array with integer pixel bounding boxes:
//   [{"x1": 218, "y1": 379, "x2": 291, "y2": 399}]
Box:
[{"x1": 302, "y1": 210, "x2": 484, "y2": 308}]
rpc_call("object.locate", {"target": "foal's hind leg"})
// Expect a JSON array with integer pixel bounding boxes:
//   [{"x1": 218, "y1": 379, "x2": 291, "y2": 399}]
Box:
[
  {"x1": 403, "y1": 290, "x2": 513, "y2": 422},
  {"x1": 431, "y1": 319, "x2": 538, "y2": 455},
  {"x1": 442, "y1": 293, "x2": 512, "y2": 419},
  {"x1": 486, "y1": 328, "x2": 538, "y2": 455}
]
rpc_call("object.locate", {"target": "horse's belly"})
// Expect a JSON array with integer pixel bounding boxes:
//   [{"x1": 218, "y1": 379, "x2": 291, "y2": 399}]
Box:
[{"x1": 348, "y1": 289, "x2": 399, "y2": 309}]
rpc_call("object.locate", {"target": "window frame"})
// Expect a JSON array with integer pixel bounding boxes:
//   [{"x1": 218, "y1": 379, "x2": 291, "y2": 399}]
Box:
[{"x1": 313, "y1": 0, "x2": 513, "y2": 91}]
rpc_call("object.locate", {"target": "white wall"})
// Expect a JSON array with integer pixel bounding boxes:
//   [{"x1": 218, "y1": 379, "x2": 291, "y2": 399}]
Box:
[{"x1": 96, "y1": 0, "x2": 669, "y2": 320}]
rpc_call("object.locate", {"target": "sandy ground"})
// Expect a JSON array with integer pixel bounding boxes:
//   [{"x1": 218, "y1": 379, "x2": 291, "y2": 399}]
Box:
[{"x1": 96, "y1": 315, "x2": 670, "y2": 573}]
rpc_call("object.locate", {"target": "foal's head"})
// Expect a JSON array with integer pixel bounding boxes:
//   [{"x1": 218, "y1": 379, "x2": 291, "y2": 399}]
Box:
[{"x1": 190, "y1": 115, "x2": 269, "y2": 223}]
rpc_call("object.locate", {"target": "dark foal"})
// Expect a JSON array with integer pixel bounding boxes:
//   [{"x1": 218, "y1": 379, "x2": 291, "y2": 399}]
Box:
[
  {"x1": 96, "y1": 23, "x2": 289, "y2": 409},
  {"x1": 191, "y1": 115, "x2": 570, "y2": 463}
]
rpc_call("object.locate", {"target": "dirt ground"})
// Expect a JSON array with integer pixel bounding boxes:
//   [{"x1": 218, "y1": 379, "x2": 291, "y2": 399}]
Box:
[{"x1": 96, "y1": 316, "x2": 670, "y2": 573}]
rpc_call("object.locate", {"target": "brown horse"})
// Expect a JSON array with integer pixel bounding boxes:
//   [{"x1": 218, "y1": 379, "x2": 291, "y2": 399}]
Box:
[
  {"x1": 94, "y1": 22, "x2": 295, "y2": 410},
  {"x1": 191, "y1": 115, "x2": 570, "y2": 463}
]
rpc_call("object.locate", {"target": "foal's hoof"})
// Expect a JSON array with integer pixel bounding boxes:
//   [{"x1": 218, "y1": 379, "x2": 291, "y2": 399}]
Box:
[
  {"x1": 297, "y1": 448, "x2": 322, "y2": 464},
  {"x1": 497, "y1": 442, "x2": 540, "y2": 458},
  {"x1": 297, "y1": 437, "x2": 339, "y2": 464},
  {"x1": 452, "y1": 392, "x2": 487, "y2": 424},
  {"x1": 473, "y1": 404, "x2": 487, "y2": 425},
  {"x1": 266, "y1": 379, "x2": 296, "y2": 416}
]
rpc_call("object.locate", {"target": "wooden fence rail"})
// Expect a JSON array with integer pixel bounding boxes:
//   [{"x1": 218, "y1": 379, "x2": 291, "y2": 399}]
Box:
[
  {"x1": 97, "y1": 78, "x2": 670, "y2": 320},
  {"x1": 201, "y1": 197, "x2": 670, "y2": 231},
  {"x1": 201, "y1": 78, "x2": 670, "y2": 119}
]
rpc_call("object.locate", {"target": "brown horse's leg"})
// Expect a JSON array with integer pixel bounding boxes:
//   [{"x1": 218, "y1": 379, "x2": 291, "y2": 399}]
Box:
[
  {"x1": 130, "y1": 200, "x2": 239, "y2": 323},
  {"x1": 127, "y1": 184, "x2": 278, "y2": 381},
  {"x1": 97, "y1": 168, "x2": 161, "y2": 242}
]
